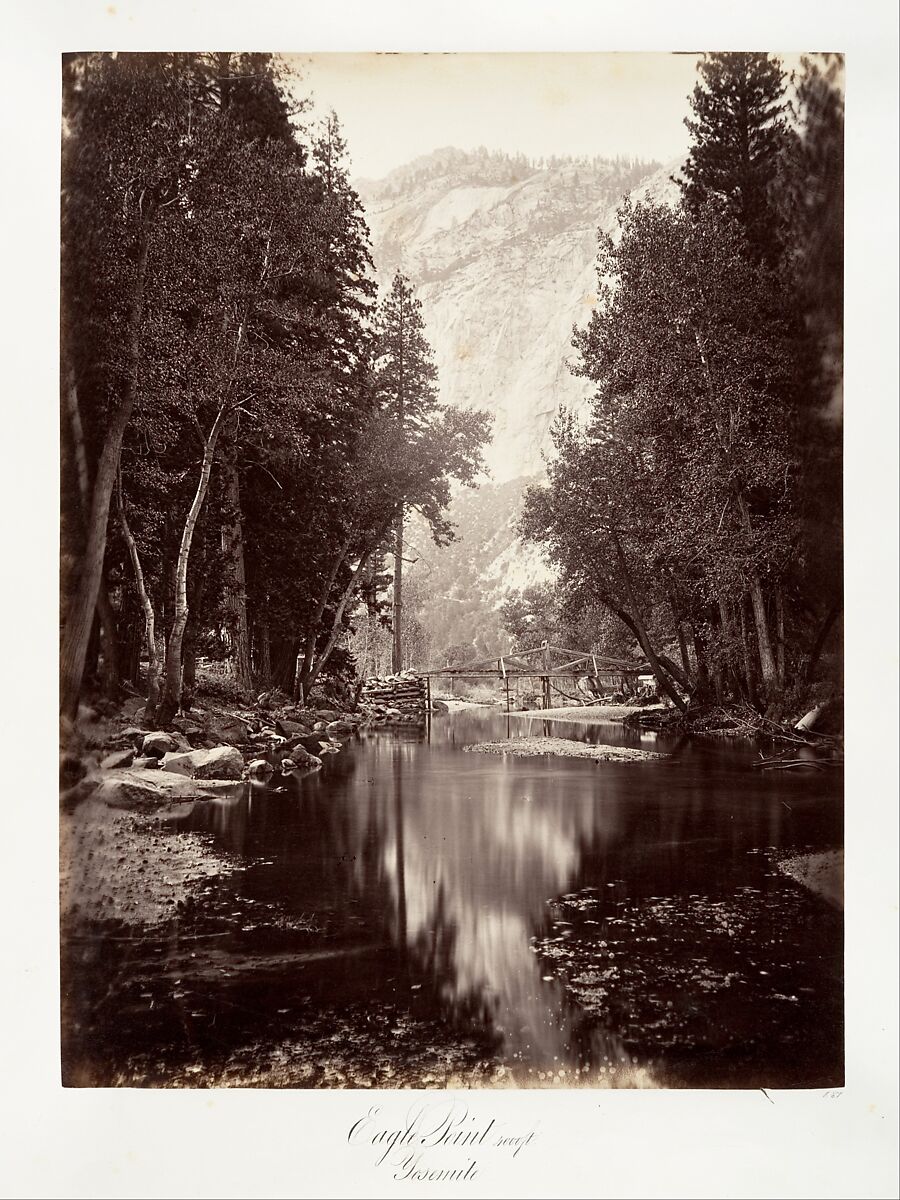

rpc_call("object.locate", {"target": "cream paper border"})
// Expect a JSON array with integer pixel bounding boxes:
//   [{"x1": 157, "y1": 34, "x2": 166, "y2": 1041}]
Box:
[{"x1": 1, "y1": 1, "x2": 897, "y2": 1196}]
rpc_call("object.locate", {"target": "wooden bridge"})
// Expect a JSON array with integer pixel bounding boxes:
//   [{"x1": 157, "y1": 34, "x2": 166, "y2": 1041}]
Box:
[{"x1": 417, "y1": 641, "x2": 652, "y2": 710}]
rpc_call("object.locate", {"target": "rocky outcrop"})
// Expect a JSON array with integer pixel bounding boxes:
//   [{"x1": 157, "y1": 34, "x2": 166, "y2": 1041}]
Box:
[{"x1": 359, "y1": 151, "x2": 681, "y2": 481}]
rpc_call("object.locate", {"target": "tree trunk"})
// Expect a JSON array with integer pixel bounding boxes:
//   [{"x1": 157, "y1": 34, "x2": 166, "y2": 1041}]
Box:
[
  {"x1": 181, "y1": 621, "x2": 198, "y2": 712},
  {"x1": 392, "y1": 508, "x2": 404, "y2": 673},
  {"x1": 59, "y1": 208, "x2": 155, "y2": 718},
  {"x1": 739, "y1": 594, "x2": 759, "y2": 709},
  {"x1": 670, "y1": 595, "x2": 691, "y2": 680},
  {"x1": 157, "y1": 399, "x2": 233, "y2": 724},
  {"x1": 301, "y1": 522, "x2": 392, "y2": 699},
  {"x1": 63, "y1": 377, "x2": 123, "y2": 701},
  {"x1": 295, "y1": 532, "x2": 354, "y2": 700},
  {"x1": 255, "y1": 619, "x2": 272, "y2": 686},
  {"x1": 609, "y1": 536, "x2": 687, "y2": 713},
  {"x1": 117, "y1": 474, "x2": 161, "y2": 723},
  {"x1": 775, "y1": 586, "x2": 786, "y2": 685},
  {"x1": 690, "y1": 626, "x2": 715, "y2": 703},
  {"x1": 694, "y1": 325, "x2": 778, "y2": 696},
  {"x1": 716, "y1": 598, "x2": 739, "y2": 700},
  {"x1": 748, "y1": 574, "x2": 778, "y2": 693},
  {"x1": 221, "y1": 452, "x2": 253, "y2": 695}
]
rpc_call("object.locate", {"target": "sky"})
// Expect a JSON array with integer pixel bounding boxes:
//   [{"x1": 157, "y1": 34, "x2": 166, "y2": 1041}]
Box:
[{"x1": 287, "y1": 52, "x2": 713, "y2": 180}]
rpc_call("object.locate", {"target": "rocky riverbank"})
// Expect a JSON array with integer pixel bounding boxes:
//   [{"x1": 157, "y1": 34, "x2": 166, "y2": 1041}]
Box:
[{"x1": 59, "y1": 688, "x2": 372, "y2": 925}]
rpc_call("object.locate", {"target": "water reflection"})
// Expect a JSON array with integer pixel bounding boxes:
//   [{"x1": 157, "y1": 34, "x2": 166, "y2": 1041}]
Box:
[{"x1": 72, "y1": 708, "x2": 840, "y2": 1086}]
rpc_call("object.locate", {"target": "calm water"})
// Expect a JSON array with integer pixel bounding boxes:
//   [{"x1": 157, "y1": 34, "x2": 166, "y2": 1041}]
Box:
[{"x1": 63, "y1": 709, "x2": 843, "y2": 1088}]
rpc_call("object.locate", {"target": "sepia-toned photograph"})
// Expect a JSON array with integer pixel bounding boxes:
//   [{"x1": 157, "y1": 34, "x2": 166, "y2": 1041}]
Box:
[{"x1": 58, "y1": 49, "x2": 847, "y2": 1093}]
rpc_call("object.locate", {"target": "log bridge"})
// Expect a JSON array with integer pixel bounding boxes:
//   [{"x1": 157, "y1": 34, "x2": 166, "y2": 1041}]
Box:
[{"x1": 417, "y1": 641, "x2": 651, "y2": 711}]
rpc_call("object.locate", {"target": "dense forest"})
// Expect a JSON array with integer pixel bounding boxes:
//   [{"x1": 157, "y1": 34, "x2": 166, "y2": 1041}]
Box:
[
  {"x1": 60, "y1": 51, "x2": 843, "y2": 730},
  {"x1": 517, "y1": 52, "x2": 844, "y2": 721},
  {"x1": 60, "y1": 52, "x2": 489, "y2": 723}
]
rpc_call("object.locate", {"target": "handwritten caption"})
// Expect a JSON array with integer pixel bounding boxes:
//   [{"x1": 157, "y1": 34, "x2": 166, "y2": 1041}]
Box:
[{"x1": 348, "y1": 1100, "x2": 538, "y2": 1183}]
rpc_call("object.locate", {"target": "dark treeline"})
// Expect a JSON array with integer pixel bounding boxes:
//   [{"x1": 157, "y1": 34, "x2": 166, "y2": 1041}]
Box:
[
  {"x1": 521, "y1": 53, "x2": 844, "y2": 716},
  {"x1": 60, "y1": 52, "x2": 489, "y2": 722}
]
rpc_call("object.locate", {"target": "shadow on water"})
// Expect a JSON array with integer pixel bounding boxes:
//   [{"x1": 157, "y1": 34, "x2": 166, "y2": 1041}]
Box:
[{"x1": 62, "y1": 707, "x2": 843, "y2": 1087}]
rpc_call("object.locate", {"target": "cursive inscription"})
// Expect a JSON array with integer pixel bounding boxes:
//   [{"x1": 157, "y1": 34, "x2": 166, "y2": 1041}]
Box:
[{"x1": 348, "y1": 1100, "x2": 538, "y2": 1182}]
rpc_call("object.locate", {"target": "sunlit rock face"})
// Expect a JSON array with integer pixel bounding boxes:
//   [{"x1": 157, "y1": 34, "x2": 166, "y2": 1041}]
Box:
[
  {"x1": 358, "y1": 149, "x2": 682, "y2": 481},
  {"x1": 358, "y1": 150, "x2": 684, "y2": 658}
]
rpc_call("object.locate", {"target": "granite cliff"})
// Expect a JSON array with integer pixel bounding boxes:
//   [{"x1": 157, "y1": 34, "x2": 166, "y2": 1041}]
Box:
[{"x1": 357, "y1": 148, "x2": 683, "y2": 659}]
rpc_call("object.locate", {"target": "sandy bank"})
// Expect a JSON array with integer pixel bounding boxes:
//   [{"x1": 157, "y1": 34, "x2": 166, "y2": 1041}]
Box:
[
  {"x1": 463, "y1": 736, "x2": 667, "y2": 761},
  {"x1": 777, "y1": 850, "x2": 843, "y2": 910},
  {"x1": 61, "y1": 795, "x2": 237, "y2": 928}
]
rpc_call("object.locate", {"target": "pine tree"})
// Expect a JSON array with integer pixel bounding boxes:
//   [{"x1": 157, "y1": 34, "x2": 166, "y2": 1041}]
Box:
[
  {"x1": 375, "y1": 273, "x2": 439, "y2": 672},
  {"x1": 677, "y1": 52, "x2": 788, "y2": 260}
]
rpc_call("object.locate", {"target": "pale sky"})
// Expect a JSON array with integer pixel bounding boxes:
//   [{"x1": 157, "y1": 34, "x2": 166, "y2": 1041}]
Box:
[{"x1": 287, "y1": 52, "x2": 713, "y2": 180}]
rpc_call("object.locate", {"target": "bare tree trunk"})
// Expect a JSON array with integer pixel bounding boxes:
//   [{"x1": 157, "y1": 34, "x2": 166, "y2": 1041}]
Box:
[
  {"x1": 60, "y1": 208, "x2": 154, "y2": 717},
  {"x1": 157, "y1": 399, "x2": 234, "y2": 724},
  {"x1": 392, "y1": 508, "x2": 404, "y2": 673},
  {"x1": 117, "y1": 474, "x2": 161, "y2": 723},
  {"x1": 221, "y1": 451, "x2": 253, "y2": 695}
]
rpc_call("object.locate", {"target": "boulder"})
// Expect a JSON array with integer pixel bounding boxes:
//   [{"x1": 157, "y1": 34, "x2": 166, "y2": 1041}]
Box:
[
  {"x1": 279, "y1": 744, "x2": 322, "y2": 770},
  {"x1": 205, "y1": 713, "x2": 250, "y2": 747},
  {"x1": 160, "y1": 745, "x2": 244, "y2": 780},
  {"x1": 326, "y1": 720, "x2": 353, "y2": 737},
  {"x1": 315, "y1": 710, "x2": 341, "y2": 724},
  {"x1": 171, "y1": 716, "x2": 204, "y2": 739},
  {"x1": 101, "y1": 748, "x2": 135, "y2": 771},
  {"x1": 313, "y1": 721, "x2": 328, "y2": 733},
  {"x1": 430, "y1": 699, "x2": 449, "y2": 713},
  {"x1": 93, "y1": 768, "x2": 234, "y2": 810},
  {"x1": 142, "y1": 731, "x2": 181, "y2": 758},
  {"x1": 246, "y1": 758, "x2": 274, "y2": 780},
  {"x1": 274, "y1": 717, "x2": 312, "y2": 737},
  {"x1": 120, "y1": 696, "x2": 146, "y2": 719}
]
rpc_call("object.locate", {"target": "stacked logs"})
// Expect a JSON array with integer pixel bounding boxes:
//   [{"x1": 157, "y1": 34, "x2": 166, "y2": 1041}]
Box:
[{"x1": 361, "y1": 672, "x2": 427, "y2": 726}]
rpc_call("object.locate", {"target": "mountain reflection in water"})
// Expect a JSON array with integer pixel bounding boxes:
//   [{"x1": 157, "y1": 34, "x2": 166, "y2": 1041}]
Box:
[{"x1": 66, "y1": 708, "x2": 843, "y2": 1087}]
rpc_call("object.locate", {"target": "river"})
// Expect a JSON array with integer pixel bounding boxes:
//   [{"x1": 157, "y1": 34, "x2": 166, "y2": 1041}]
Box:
[{"x1": 62, "y1": 708, "x2": 843, "y2": 1088}]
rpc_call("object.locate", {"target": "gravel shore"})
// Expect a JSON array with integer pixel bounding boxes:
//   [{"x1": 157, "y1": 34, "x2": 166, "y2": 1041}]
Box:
[
  {"x1": 463, "y1": 736, "x2": 667, "y2": 761},
  {"x1": 777, "y1": 850, "x2": 844, "y2": 909}
]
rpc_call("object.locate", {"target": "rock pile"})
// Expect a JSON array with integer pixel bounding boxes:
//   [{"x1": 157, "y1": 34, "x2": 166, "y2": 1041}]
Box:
[{"x1": 360, "y1": 672, "x2": 428, "y2": 726}]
